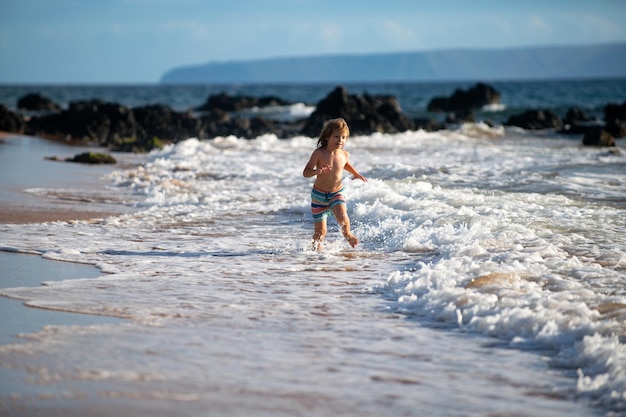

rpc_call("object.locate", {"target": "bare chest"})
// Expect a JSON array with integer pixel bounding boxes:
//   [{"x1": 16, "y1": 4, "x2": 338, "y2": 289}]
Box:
[{"x1": 318, "y1": 150, "x2": 346, "y2": 168}]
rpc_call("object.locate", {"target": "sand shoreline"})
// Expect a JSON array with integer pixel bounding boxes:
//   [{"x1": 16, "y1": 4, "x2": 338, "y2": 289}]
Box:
[
  {"x1": 0, "y1": 251, "x2": 123, "y2": 346},
  {"x1": 0, "y1": 134, "x2": 131, "y2": 345},
  {"x1": 0, "y1": 204, "x2": 118, "y2": 224},
  {"x1": 0, "y1": 202, "x2": 119, "y2": 223},
  {"x1": 0, "y1": 133, "x2": 139, "y2": 224}
]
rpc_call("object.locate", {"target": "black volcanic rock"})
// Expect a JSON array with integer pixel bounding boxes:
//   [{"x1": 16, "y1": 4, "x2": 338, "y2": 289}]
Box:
[
  {"x1": 413, "y1": 117, "x2": 445, "y2": 132},
  {"x1": 504, "y1": 109, "x2": 563, "y2": 130},
  {"x1": 301, "y1": 86, "x2": 415, "y2": 137},
  {"x1": 427, "y1": 83, "x2": 501, "y2": 113},
  {"x1": 0, "y1": 104, "x2": 26, "y2": 133},
  {"x1": 196, "y1": 92, "x2": 292, "y2": 112},
  {"x1": 604, "y1": 102, "x2": 626, "y2": 122},
  {"x1": 603, "y1": 102, "x2": 626, "y2": 138},
  {"x1": 582, "y1": 127, "x2": 616, "y2": 147},
  {"x1": 563, "y1": 107, "x2": 590, "y2": 125},
  {"x1": 27, "y1": 99, "x2": 138, "y2": 146},
  {"x1": 17, "y1": 93, "x2": 62, "y2": 112},
  {"x1": 133, "y1": 104, "x2": 202, "y2": 142},
  {"x1": 558, "y1": 106, "x2": 603, "y2": 135},
  {"x1": 66, "y1": 152, "x2": 117, "y2": 164}
]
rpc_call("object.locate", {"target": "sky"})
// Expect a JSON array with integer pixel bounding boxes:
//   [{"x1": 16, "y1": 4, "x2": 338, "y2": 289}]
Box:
[{"x1": 1, "y1": 0, "x2": 625, "y2": 84}]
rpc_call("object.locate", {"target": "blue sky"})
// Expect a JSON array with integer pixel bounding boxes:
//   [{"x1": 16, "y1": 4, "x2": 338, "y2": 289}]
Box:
[{"x1": 1, "y1": 0, "x2": 625, "y2": 84}]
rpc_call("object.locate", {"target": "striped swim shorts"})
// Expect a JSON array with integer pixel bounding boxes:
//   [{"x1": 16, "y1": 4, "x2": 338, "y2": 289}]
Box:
[{"x1": 311, "y1": 185, "x2": 346, "y2": 223}]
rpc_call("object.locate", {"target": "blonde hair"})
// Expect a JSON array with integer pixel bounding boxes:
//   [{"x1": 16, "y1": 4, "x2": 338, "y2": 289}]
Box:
[{"x1": 317, "y1": 118, "x2": 350, "y2": 149}]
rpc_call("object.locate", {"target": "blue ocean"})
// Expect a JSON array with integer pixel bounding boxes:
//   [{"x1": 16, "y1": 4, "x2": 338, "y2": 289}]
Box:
[{"x1": 0, "y1": 79, "x2": 625, "y2": 416}]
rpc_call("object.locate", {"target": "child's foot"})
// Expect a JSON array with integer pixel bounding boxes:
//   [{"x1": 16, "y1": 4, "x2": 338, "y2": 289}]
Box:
[
  {"x1": 312, "y1": 239, "x2": 324, "y2": 251},
  {"x1": 344, "y1": 233, "x2": 359, "y2": 248}
]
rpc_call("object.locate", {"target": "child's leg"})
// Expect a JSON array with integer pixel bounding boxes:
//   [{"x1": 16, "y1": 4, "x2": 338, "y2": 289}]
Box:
[
  {"x1": 312, "y1": 220, "x2": 327, "y2": 250},
  {"x1": 332, "y1": 204, "x2": 358, "y2": 248}
]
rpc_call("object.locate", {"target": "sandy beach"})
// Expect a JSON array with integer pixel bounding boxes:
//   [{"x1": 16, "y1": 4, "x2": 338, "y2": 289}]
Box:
[
  {"x1": 1, "y1": 126, "x2": 621, "y2": 415},
  {"x1": 0, "y1": 134, "x2": 128, "y2": 413},
  {"x1": 0, "y1": 134, "x2": 130, "y2": 344},
  {"x1": 0, "y1": 205, "x2": 118, "y2": 224},
  {"x1": 0, "y1": 134, "x2": 135, "y2": 224}
]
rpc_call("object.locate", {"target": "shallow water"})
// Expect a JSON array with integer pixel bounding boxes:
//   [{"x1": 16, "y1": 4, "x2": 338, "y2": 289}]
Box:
[
  {"x1": 1, "y1": 127, "x2": 624, "y2": 416},
  {"x1": 0, "y1": 251, "x2": 121, "y2": 346},
  {"x1": 0, "y1": 245, "x2": 603, "y2": 417}
]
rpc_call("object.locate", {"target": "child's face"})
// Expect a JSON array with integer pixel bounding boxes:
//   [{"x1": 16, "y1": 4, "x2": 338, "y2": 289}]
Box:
[{"x1": 328, "y1": 129, "x2": 348, "y2": 149}]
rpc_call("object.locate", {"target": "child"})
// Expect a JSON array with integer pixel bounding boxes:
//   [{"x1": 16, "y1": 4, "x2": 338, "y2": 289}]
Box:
[{"x1": 303, "y1": 118, "x2": 368, "y2": 250}]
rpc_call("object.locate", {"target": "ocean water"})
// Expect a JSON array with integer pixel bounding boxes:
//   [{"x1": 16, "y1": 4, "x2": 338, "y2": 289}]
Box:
[
  {"x1": 3, "y1": 78, "x2": 626, "y2": 122},
  {"x1": 0, "y1": 80, "x2": 625, "y2": 416}
]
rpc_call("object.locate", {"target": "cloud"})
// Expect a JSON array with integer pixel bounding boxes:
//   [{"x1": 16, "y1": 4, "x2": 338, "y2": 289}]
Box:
[
  {"x1": 575, "y1": 13, "x2": 623, "y2": 38},
  {"x1": 319, "y1": 22, "x2": 341, "y2": 44},
  {"x1": 162, "y1": 20, "x2": 210, "y2": 39},
  {"x1": 527, "y1": 16, "x2": 552, "y2": 34},
  {"x1": 378, "y1": 19, "x2": 420, "y2": 48}
]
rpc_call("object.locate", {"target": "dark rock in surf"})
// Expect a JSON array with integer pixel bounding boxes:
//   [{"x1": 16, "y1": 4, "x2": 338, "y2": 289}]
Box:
[
  {"x1": 26, "y1": 99, "x2": 139, "y2": 146},
  {"x1": 17, "y1": 93, "x2": 62, "y2": 112},
  {"x1": 301, "y1": 86, "x2": 415, "y2": 137},
  {"x1": 559, "y1": 106, "x2": 625, "y2": 138},
  {"x1": 133, "y1": 104, "x2": 203, "y2": 142},
  {"x1": 413, "y1": 117, "x2": 445, "y2": 132},
  {"x1": 0, "y1": 104, "x2": 26, "y2": 133},
  {"x1": 65, "y1": 152, "x2": 117, "y2": 164},
  {"x1": 564, "y1": 107, "x2": 590, "y2": 124},
  {"x1": 504, "y1": 109, "x2": 563, "y2": 130},
  {"x1": 248, "y1": 116, "x2": 280, "y2": 138},
  {"x1": 195, "y1": 93, "x2": 308, "y2": 139},
  {"x1": 445, "y1": 109, "x2": 475, "y2": 124},
  {"x1": 604, "y1": 102, "x2": 626, "y2": 122},
  {"x1": 196, "y1": 92, "x2": 293, "y2": 112},
  {"x1": 604, "y1": 119, "x2": 626, "y2": 138},
  {"x1": 603, "y1": 102, "x2": 626, "y2": 138},
  {"x1": 559, "y1": 107, "x2": 603, "y2": 135},
  {"x1": 427, "y1": 82, "x2": 501, "y2": 112},
  {"x1": 582, "y1": 127, "x2": 615, "y2": 147},
  {"x1": 26, "y1": 99, "x2": 207, "y2": 150},
  {"x1": 202, "y1": 115, "x2": 281, "y2": 139}
]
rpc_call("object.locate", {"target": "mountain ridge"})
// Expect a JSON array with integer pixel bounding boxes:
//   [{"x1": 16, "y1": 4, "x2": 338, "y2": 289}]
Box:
[{"x1": 160, "y1": 42, "x2": 626, "y2": 84}]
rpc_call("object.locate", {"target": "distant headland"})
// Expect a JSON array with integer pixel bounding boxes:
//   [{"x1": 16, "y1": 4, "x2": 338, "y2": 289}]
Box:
[{"x1": 160, "y1": 42, "x2": 626, "y2": 84}]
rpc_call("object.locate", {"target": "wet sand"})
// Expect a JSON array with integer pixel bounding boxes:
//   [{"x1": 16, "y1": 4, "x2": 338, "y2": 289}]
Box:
[
  {"x1": 0, "y1": 134, "x2": 136, "y2": 224},
  {"x1": 0, "y1": 134, "x2": 131, "y2": 344},
  {"x1": 0, "y1": 206, "x2": 118, "y2": 224}
]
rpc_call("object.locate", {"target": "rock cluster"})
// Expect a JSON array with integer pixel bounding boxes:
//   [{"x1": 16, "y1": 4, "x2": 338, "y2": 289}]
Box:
[
  {"x1": 0, "y1": 83, "x2": 623, "y2": 151},
  {"x1": 301, "y1": 86, "x2": 418, "y2": 137},
  {"x1": 427, "y1": 82, "x2": 501, "y2": 113}
]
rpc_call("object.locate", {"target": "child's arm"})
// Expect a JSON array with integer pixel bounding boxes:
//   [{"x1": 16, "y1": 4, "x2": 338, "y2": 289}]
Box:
[
  {"x1": 344, "y1": 160, "x2": 368, "y2": 182},
  {"x1": 303, "y1": 150, "x2": 331, "y2": 178}
]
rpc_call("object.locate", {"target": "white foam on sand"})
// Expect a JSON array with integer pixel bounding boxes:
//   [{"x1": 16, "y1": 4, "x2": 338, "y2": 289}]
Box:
[{"x1": 0, "y1": 131, "x2": 624, "y2": 416}]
